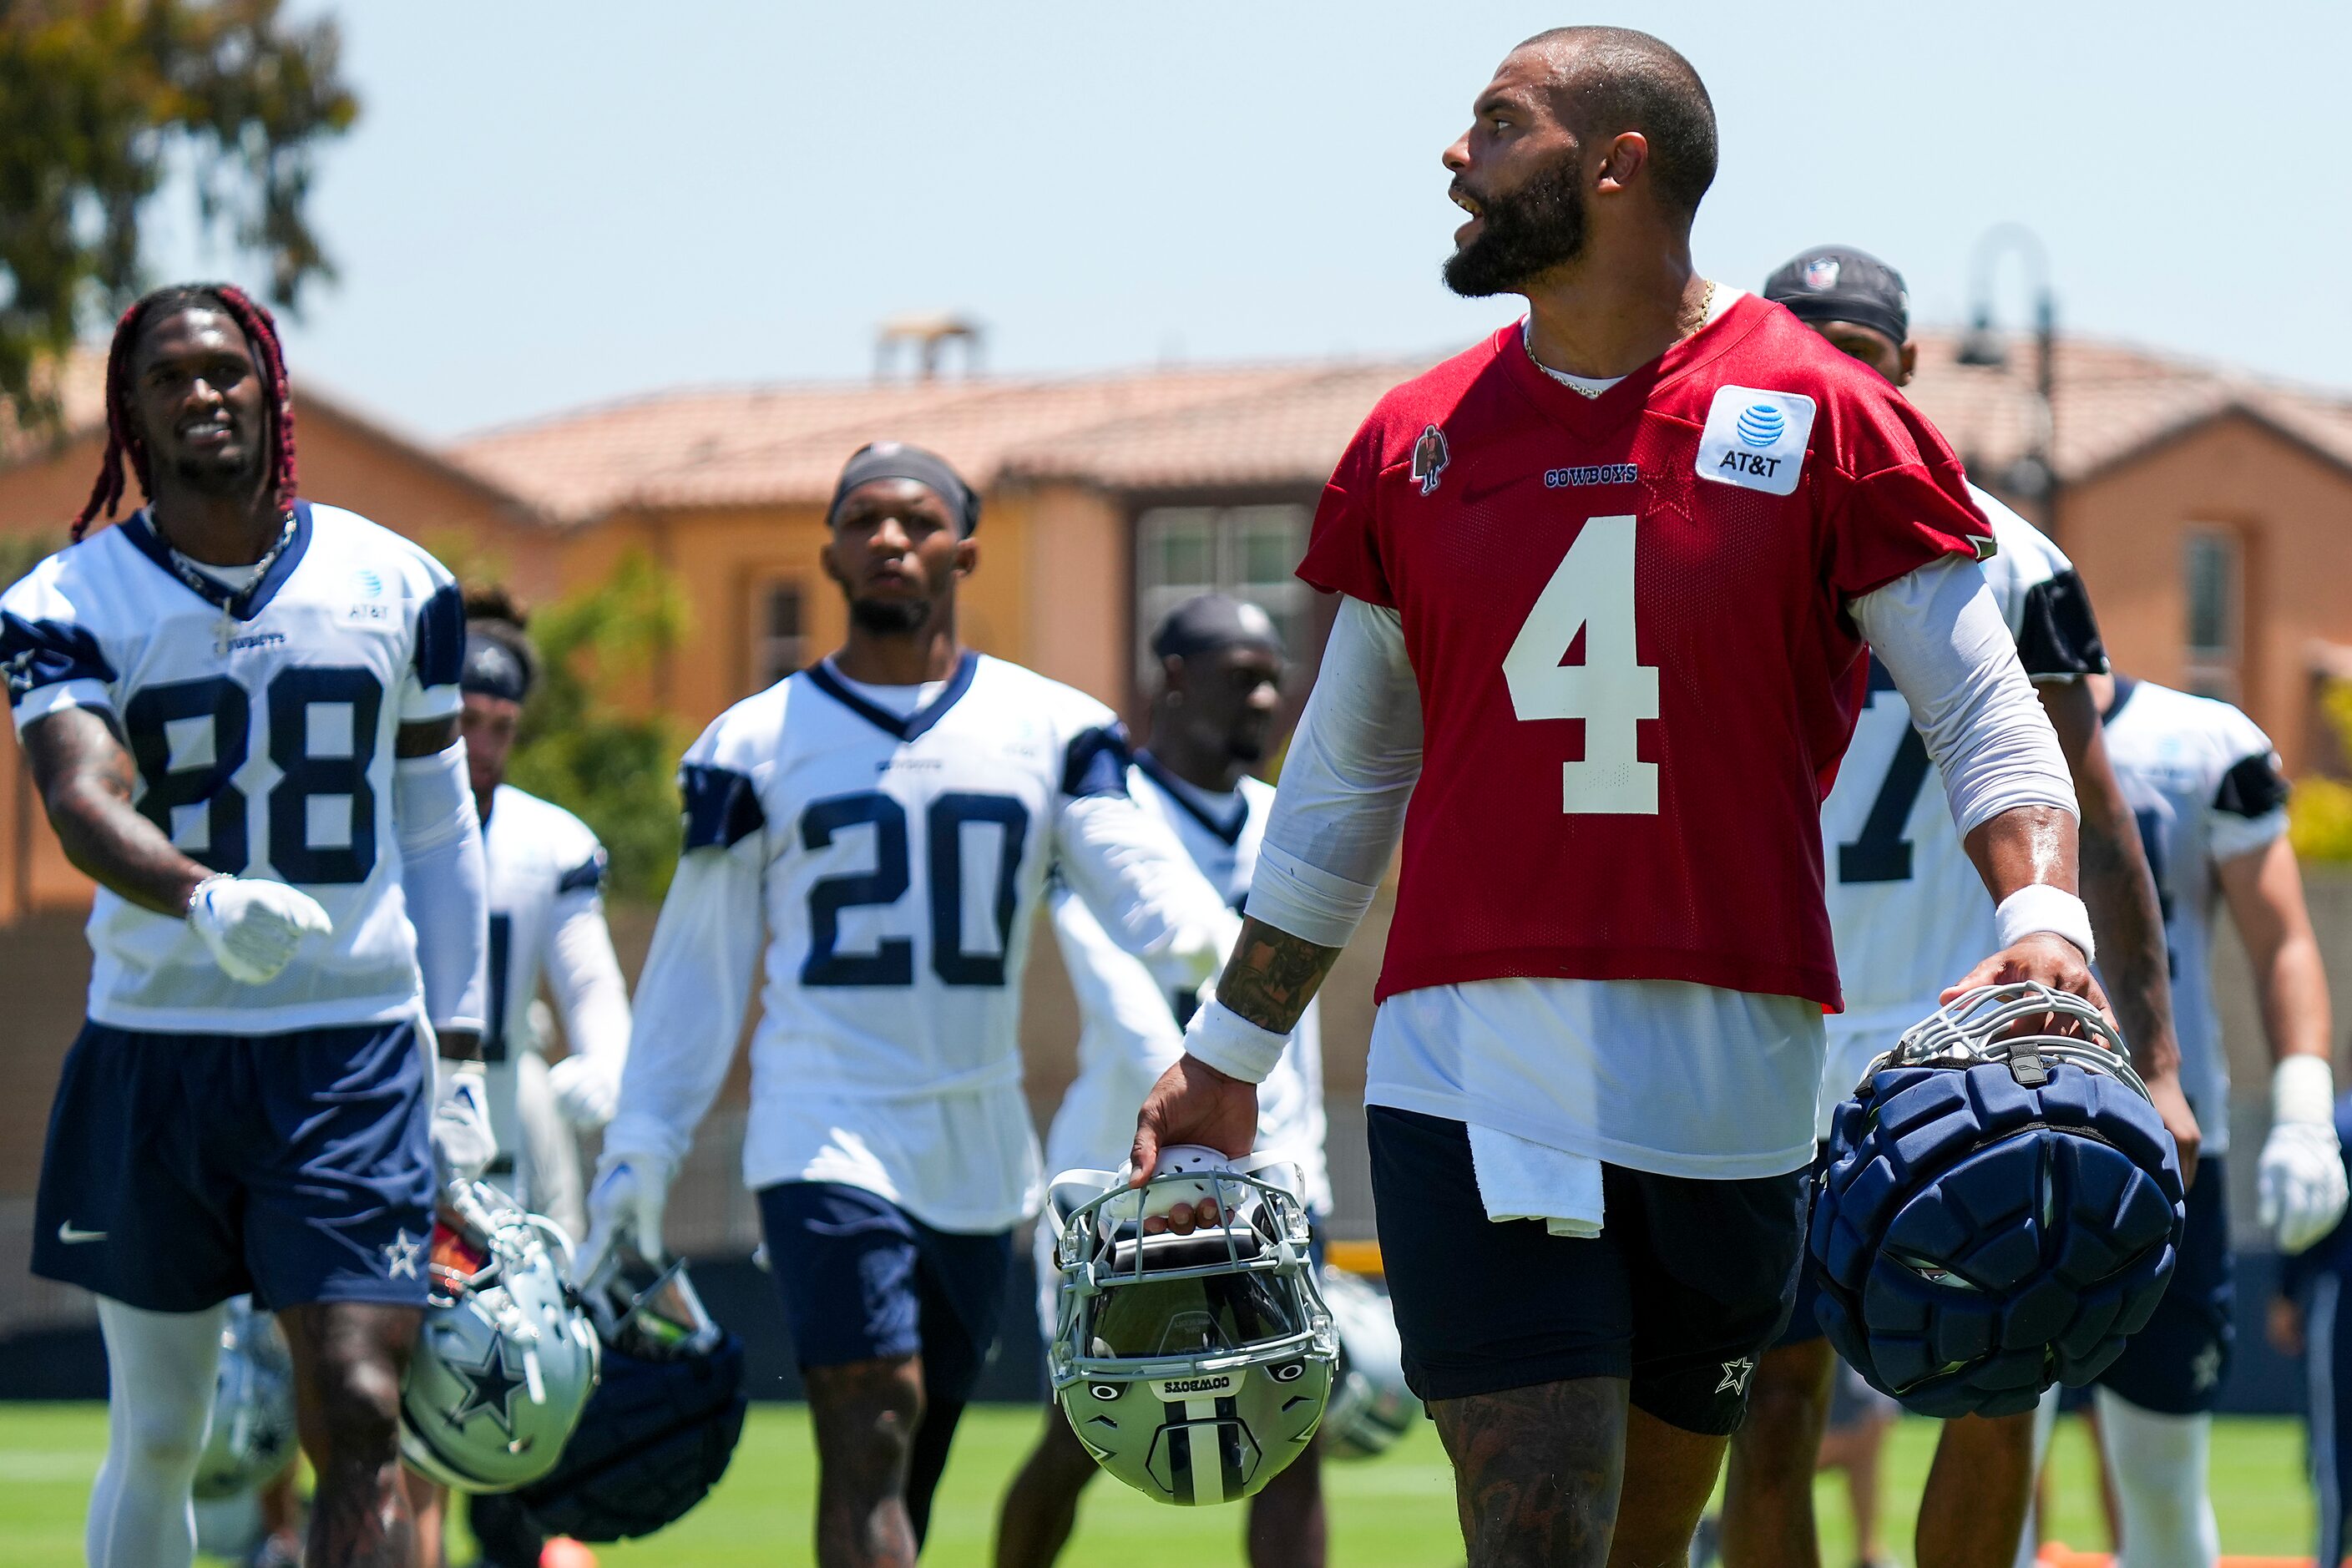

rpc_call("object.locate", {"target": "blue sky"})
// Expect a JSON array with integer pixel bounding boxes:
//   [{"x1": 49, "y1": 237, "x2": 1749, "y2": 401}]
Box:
[{"x1": 156, "y1": 1, "x2": 2352, "y2": 438}]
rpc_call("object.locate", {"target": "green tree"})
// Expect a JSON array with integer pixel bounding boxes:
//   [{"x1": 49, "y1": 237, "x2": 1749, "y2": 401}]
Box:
[
  {"x1": 0, "y1": 1, "x2": 357, "y2": 424},
  {"x1": 505, "y1": 550, "x2": 692, "y2": 900}
]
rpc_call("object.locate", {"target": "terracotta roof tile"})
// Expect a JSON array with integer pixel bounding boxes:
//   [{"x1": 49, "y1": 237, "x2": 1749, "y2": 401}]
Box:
[{"x1": 450, "y1": 367, "x2": 1327, "y2": 522}]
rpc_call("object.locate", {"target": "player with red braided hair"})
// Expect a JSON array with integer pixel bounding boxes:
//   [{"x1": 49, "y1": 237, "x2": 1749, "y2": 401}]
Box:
[
  {"x1": 3, "y1": 283, "x2": 497, "y2": 1568},
  {"x1": 72, "y1": 283, "x2": 299, "y2": 543}
]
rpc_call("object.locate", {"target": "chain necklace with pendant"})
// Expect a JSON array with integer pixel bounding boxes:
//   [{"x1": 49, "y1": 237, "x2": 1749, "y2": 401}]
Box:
[{"x1": 169, "y1": 509, "x2": 296, "y2": 656}]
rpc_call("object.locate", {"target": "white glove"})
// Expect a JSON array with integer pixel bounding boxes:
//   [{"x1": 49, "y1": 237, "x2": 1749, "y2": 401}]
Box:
[
  {"x1": 431, "y1": 1060, "x2": 498, "y2": 1186},
  {"x1": 1158, "y1": 908, "x2": 1245, "y2": 995},
  {"x1": 187, "y1": 875, "x2": 333, "y2": 984},
  {"x1": 574, "y1": 1151, "x2": 674, "y2": 1286},
  {"x1": 2261, "y1": 1056, "x2": 2349, "y2": 1255},
  {"x1": 548, "y1": 1052, "x2": 622, "y2": 1131}
]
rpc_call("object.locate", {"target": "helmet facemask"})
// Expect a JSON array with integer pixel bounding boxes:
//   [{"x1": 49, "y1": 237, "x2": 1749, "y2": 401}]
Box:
[{"x1": 1048, "y1": 1153, "x2": 1337, "y2": 1506}]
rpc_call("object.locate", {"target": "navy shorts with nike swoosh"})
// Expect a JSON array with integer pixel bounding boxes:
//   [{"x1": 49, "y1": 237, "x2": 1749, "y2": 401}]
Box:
[{"x1": 31, "y1": 1019, "x2": 436, "y2": 1313}]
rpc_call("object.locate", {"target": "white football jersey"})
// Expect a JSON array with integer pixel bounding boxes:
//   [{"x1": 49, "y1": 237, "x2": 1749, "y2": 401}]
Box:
[
  {"x1": 609, "y1": 652, "x2": 1232, "y2": 1233},
  {"x1": 480, "y1": 782, "x2": 610, "y2": 1181},
  {"x1": 1045, "y1": 756, "x2": 1331, "y2": 1215},
  {"x1": 1818, "y1": 488, "x2": 2106, "y2": 1130},
  {"x1": 2, "y1": 503, "x2": 463, "y2": 1034},
  {"x1": 2098, "y1": 678, "x2": 2289, "y2": 1158}
]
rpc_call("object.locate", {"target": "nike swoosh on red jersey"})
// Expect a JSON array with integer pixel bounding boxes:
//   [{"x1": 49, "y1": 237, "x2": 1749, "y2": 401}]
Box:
[{"x1": 1454, "y1": 473, "x2": 1527, "y2": 507}]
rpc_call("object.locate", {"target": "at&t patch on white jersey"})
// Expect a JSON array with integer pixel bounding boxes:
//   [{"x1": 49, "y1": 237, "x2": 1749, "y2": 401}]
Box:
[
  {"x1": 2099, "y1": 678, "x2": 2289, "y2": 1158},
  {"x1": 1, "y1": 503, "x2": 463, "y2": 1034},
  {"x1": 1818, "y1": 489, "x2": 2104, "y2": 1130},
  {"x1": 1046, "y1": 757, "x2": 1329, "y2": 1215}
]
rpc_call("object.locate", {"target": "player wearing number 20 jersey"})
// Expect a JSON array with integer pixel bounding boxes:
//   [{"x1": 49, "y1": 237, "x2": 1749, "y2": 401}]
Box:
[{"x1": 591, "y1": 448, "x2": 1234, "y2": 1555}]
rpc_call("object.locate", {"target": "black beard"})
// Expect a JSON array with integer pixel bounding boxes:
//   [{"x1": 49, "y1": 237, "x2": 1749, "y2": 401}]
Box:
[
  {"x1": 169, "y1": 444, "x2": 265, "y2": 498},
  {"x1": 849, "y1": 597, "x2": 933, "y2": 635},
  {"x1": 1226, "y1": 733, "x2": 1267, "y2": 765},
  {"x1": 1443, "y1": 152, "x2": 1588, "y2": 297}
]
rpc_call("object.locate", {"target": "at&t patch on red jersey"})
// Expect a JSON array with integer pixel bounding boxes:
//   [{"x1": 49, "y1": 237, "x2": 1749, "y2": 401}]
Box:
[
  {"x1": 1297, "y1": 292, "x2": 1991, "y2": 1010},
  {"x1": 1696, "y1": 385, "x2": 1817, "y2": 496}
]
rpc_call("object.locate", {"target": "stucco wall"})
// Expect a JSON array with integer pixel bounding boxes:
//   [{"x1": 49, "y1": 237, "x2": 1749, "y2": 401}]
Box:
[{"x1": 2059, "y1": 412, "x2": 2352, "y2": 776}]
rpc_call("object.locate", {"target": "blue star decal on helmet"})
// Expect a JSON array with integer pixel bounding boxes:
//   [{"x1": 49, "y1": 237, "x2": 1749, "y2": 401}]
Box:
[{"x1": 444, "y1": 1332, "x2": 526, "y2": 1439}]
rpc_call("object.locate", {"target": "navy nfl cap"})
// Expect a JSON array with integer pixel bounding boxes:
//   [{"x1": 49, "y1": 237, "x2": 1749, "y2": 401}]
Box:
[{"x1": 1763, "y1": 246, "x2": 1909, "y2": 351}]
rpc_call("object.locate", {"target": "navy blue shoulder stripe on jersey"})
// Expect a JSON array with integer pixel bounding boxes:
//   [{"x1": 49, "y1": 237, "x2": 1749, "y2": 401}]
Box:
[
  {"x1": 2102, "y1": 675, "x2": 2137, "y2": 724},
  {"x1": 1063, "y1": 721, "x2": 1135, "y2": 800},
  {"x1": 413, "y1": 580, "x2": 466, "y2": 689},
  {"x1": 119, "y1": 501, "x2": 314, "y2": 620},
  {"x1": 2213, "y1": 752, "x2": 2289, "y2": 819},
  {"x1": 557, "y1": 847, "x2": 608, "y2": 894},
  {"x1": 1, "y1": 612, "x2": 116, "y2": 706},
  {"x1": 802, "y1": 651, "x2": 979, "y2": 741},
  {"x1": 2012, "y1": 568, "x2": 2108, "y2": 680},
  {"x1": 1137, "y1": 750, "x2": 1247, "y2": 843},
  {"x1": 680, "y1": 763, "x2": 766, "y2": 850}
]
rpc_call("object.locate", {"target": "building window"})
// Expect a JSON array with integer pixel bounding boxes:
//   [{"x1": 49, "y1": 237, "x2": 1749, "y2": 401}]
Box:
[
  {"x1": 751, "y1": 579, "x2": 807, "y2": 691},
  {"x1": 1135, "y1": 504, "x2": 1310, "y2": 688},
  {"x1": 2183, "y1": 529, "x2": 2239, "y2": 700}
]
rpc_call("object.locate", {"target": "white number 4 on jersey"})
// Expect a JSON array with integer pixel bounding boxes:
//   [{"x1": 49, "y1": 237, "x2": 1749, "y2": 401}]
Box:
[{"x1": 1502, "y1": 514, "x2": 1660, "y2": 815}]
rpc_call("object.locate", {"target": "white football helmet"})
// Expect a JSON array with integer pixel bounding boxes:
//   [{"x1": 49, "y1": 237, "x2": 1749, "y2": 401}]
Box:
[
  {"x1": 1048, "y1": 1146, "x2": 1337, "y2": 1506},
  {"x1": 399, "y1": 1182, "x2": 601, "y2": 1492},
  {"x1": 1317, "y1": 1265, "x2": 1419, "y2": 1459},
  {"x1": 192, "y1": 1296, "x2": 297, "y2": 1500}
]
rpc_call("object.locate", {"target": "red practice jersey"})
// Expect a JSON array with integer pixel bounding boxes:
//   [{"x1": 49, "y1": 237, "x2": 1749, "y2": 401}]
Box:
[{"x1": 1302, "y1": 293, "x2": 1991, "y2": 1010}]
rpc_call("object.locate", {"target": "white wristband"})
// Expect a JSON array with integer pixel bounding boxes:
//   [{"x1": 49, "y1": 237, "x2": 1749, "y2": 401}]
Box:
[
  {"x1": 2275, "y1": 1055, "x2": 2337, "y2": 1127},
  {"x1": 1994, "y1": 883, "x2": 2095, "y2": 964},
  {"x1": 1182, "y1": 999, "x2": 1290, "y2": 1086}
]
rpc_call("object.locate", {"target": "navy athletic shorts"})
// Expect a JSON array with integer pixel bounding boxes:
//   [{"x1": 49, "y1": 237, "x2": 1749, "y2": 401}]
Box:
[
  {"x1": 1368, "y1": 1106, "x2": 1809, "y2": 1434},
  {"x1": 757, "y1": 1181, "x2": 1013, "y2": 1404},
  {"x1": 1774, "y1": 1141, "x2": 1834, "y2": 1350},
  {"x1": 31, "y1": 1018, "x2": 435, "y2": 1313},
  {"x1": 2096, "y1": 1153, "x2": 2233, "y2": 1414}
]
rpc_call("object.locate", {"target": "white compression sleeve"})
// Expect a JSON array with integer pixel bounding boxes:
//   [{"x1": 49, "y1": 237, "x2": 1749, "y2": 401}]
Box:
[
  {"x1": 89, "y1": 1298, "x2": 226, "y2": 1568},
  {"x1": 544, "y1": 890, "x2": 632, "y2": 1069},
  {"x1": 1247, "y1": 596, "x2": 1424, "y2": 947},
  {"x1": 394, "y1": 741, "x2": 489, "y2": 1034},
  {"x1": 2093, "y1": 1388, "x2": 2220, "y2": 1568},
  {"x1": 603, "y1": 839, "x2": 765, "y2": 1170},
  {"x1": 1851, "y1": 556, "x2": 2077, "y2": 837}
]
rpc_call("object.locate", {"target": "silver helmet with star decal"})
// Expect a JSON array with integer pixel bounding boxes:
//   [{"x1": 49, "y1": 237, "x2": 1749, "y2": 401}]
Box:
[{"x1": 399, "y1": 1181, "x2": 601, "y2": 1492}]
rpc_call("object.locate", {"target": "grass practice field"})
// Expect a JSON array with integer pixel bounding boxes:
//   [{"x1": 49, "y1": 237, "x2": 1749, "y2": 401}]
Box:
[{"x1": 0, "y1": 1403, "x2": 2318, "y2": 1566}]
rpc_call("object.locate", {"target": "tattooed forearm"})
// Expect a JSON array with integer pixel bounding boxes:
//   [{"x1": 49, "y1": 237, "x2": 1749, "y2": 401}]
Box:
[
  {"x1": 2081, "y1": 804, "x2": 2180, "y2": 1077},
  {"x1": 2040, "y1": 679, "x2": 2182, "y2": 1079},
  {"x1": 23, "y1": 706, "x2": 211, "y2": 916},
  {"x1": 1215, "y1": 917, "x2": 1344, "y2": 1034}
]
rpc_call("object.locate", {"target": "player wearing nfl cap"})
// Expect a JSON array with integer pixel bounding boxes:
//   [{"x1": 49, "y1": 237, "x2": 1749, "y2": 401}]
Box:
[
  {"x1": 2, "y1": 284, "x2": 493, "y2": 1568},
  {"x1": 996, "y1": 594, "x2": 1332, "y2": 1568},
  {"x1": 2083, "y1": 670, "x2": 2340, "y2": 1567},
  {"x1": 582, "y1": 443, "x2": 1237, "y2": 1568},
  {"x1": 1126, "y1": 31, "x2": 2184, "y2": 1565},
  {"x1": 1720, "y1": 245, "x2": 2203, "y2": 1568}
]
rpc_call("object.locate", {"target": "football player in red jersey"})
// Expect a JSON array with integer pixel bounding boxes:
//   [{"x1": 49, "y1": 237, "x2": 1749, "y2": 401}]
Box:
[{"x1": 1127, "y1": 28, "x2": 2198, "y2": 1567}]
